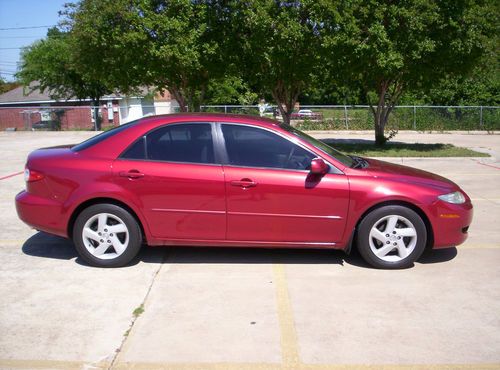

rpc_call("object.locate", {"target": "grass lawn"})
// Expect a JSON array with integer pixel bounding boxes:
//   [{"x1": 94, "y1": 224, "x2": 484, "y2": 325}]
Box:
[{"x1": 322, "y1": 141, "x2": 489, "y2": 157}]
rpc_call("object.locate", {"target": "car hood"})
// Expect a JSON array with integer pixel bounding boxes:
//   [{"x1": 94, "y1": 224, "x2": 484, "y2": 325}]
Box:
[{"x1": 365, "y1": 158, "x2": 457, "y2": 191}]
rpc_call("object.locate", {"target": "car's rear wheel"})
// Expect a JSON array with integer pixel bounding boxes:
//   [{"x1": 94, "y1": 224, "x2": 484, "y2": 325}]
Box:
[
  {"x1": 73, "y1": 204, "x2": 142, "y2": 267},
  {"x1": 356, "y1": 205, "x2": 427, "y2": 269}
]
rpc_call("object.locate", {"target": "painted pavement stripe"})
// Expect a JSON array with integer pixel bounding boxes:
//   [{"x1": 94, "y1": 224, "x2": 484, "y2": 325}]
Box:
[{"x1": 0, "y1": 171, "x2": 22, "y2": 181}]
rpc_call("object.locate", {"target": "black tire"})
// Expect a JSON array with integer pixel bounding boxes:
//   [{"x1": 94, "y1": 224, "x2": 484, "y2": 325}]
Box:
[
  {"x1": 356, "y1": 205, "x2": 427, "y2": 269},
  {"x1": 73, "y1": 204, "x2": 142, "y2": 267}
]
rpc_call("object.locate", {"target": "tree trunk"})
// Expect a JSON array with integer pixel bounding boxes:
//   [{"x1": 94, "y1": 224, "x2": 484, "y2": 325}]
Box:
[
  {"x1": 189, "y1": 85, "x2": 205, "y2": 113},
  {"x1": 371, "y1": 79, "x2": 404, "y2": 146},
  {"x1": 374, "y1": 114, "x2": 387, "y2": 146},
  {"x1": 279, "y1": 105, "x2": 292, "y2": 125},
  {"x1": 171, "y1": 87, "x2": 204, "y2": 113},
  {"x1": 370, "y1": 81, "x2": 388, "y2": 146},
  {"x1": 170, "y1": 87, "x2": 188, "y2": 112},
  {"x1": 283, "y1": 112, "x2": 292, "y2": 125},
  {"x1": 272, "y1": 88, "x2": 295, "y2": 126}
]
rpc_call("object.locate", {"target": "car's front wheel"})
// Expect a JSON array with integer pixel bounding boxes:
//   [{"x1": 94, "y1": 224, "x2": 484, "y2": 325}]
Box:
[
  {"x1": 73, "y1": 204, "x2": 142, "y2": 267},
  {"x1": 356, "y1": 205, "x2": 427, "y2": 269}
]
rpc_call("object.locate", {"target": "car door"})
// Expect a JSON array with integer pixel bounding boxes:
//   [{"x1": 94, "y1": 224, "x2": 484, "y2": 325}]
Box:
[
  {"x1": 220, "y1": 123, "x2": 349, "y2": 244},
  {"x1": 113, "y1": 122, "x2": 226, "y2": 240}
]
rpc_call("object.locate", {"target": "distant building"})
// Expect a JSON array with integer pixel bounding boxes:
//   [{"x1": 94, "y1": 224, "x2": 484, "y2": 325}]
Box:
[
  {"x1": 0, "y1": 83, "x2": 179, "y2": 130},
  {"x1": 118, "y1": 89, "x2": 178, "y2": 124}
]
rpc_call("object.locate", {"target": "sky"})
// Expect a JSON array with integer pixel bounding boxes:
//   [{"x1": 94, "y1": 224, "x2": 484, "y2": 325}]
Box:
[{"x1": 0, "y1": 0, "x2": 68, "y2": 81}]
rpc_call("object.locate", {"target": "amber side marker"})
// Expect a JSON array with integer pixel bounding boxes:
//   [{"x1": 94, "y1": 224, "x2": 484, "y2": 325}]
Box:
[{"x1": 439, "y1": 214, "x2": 461, "y2": 219}]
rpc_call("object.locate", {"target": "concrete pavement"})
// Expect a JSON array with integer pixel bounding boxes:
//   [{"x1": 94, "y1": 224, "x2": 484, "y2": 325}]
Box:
[{"x1": 0, "y1": 131, "x2": 499, "y2": 370}]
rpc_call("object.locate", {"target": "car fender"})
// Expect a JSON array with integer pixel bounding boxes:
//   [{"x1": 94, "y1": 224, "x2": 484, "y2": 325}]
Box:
[
  {"x1": 62, "y1": 182, "x2": 153, "y2": 241},
  {"x1": 341, "y1": 176, "x2": 434, "y2": 248}
]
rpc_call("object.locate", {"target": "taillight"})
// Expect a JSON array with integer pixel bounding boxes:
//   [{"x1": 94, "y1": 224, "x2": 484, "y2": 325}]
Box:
[{"x1": 24, "y1": 168, "x2": 44, "y2": 182}]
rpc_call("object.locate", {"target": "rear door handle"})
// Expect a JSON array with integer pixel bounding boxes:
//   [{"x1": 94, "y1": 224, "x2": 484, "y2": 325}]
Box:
[
  {"x1": 230, "y1": 178, "x2": 257, "y2": 188},
  {"x1": 119, "y1": 170, "x2": 145, "y2": 179}
]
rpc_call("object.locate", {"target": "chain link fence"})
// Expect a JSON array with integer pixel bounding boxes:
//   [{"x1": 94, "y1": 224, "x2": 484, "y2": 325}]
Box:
[
  {"x1": 1, "y1": 104, "x2": 498, "y2": 131},
  {"x1": 201, "y1": 105, "x2": 500, "y2": 131}
]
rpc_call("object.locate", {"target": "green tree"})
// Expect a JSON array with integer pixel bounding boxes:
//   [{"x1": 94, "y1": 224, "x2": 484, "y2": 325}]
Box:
[
  {"x1": 417, "y1": 32, "x2": 500, "y2": 106},
  {"x1": 61, "y1": 1, "x2": 145, "y2": 101},
  {"x1": 319, "y1": 0, "x2": 496, "y2": 145},
  {"x1": 205, "y1": 75, "x2": 258, "y2": 105},
  {"x1": 68, "y1": 0, "x2": 230, "y2": 112},
  {"x1": 16, "y1": 27, "x2": 111, "y2": 130},
  {"x1": 229, "y1": 0, "x2": 323, "y2": 125}
]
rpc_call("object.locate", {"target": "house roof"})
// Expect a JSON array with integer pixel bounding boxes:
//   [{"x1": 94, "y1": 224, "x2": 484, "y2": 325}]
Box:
[{"x1": 0, "y1": 82, "x2": 155, "y2": 105}]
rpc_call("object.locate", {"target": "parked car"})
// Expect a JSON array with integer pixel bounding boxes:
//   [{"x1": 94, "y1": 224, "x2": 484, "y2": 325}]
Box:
[
  {"x1": 291, "y1": 109, "x2": 323, "y2": 120},
  {"x1": 16, "y1": 113, "x2": 472, "y2": 269},
  {"x1": 261, "y1": 106, "x2": 278, "y2": 118},
  {"x1": 298, "y1": 109, "x2": 314, "y2": 116}
]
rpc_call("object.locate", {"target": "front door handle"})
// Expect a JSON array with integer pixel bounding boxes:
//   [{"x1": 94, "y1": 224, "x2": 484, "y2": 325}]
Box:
[
  {"x1": 119, "y1": 170, "x2": 145, "y2": 179},
  {"x1": 230, "y1": 178, "x2": 257, "y2": 188}
]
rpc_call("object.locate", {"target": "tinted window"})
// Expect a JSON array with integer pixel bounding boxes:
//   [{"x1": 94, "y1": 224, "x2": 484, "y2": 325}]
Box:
[
  {"x1": 72, "y1": 119, "x2": 141, "y2": 152},
  {"x1": 221, "y1": 124, "x2": 315, "y2": 170},
  {"x1": 122, "y1": 123, "x2": 215, "y2": 164},
  {"x1": 279, "y1": 124, "x2": 354, "y2": 168},
  {"x1": 122, "y1": 136, "x2": 146, "y2": 159}
]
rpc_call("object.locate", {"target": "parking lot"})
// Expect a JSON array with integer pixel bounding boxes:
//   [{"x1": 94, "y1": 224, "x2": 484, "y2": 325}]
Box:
[{"x1": 0, "y1": 131, "x2": 499, "y2": 370}]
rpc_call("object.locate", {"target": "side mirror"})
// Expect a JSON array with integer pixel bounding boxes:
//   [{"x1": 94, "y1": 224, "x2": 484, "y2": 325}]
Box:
[{"x1": 310, "y1": 158, "x2": 329, "y2": 175}]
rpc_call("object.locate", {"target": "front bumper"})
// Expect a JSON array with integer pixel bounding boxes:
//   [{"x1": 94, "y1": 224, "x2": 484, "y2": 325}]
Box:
[{"x1": 430, "y1": 199, "x2": 473, "y2": 248}]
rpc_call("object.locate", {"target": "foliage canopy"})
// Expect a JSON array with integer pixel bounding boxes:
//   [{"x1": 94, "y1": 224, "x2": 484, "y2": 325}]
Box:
[{"x1": 15, "y1": 0, "x2": 498, "y2": 140}]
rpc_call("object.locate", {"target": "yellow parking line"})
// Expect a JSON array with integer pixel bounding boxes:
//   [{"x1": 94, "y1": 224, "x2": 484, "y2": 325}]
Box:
[
  {"x1": 2, "y1": 252, "x2": 499, "y2": 370},
  {"x1": 273, "y1": 263, "x2": 300, "y2": 367}
]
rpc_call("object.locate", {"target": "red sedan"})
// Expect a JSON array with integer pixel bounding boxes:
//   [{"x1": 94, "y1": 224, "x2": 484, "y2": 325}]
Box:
[{"x1": 16, "y1": 114, "x2": 473, "y2": 269}]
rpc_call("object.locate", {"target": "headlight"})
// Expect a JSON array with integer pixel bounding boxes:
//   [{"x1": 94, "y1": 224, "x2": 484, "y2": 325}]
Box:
[{"x1": 438, "y1": 191, "x2": 466, "y2": 204}]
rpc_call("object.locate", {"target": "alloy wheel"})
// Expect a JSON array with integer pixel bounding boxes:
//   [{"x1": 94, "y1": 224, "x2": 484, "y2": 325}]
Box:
[
  {"x1": 368, "y1": 215, "x2": 417, "y2": 262},
  {"x1": 81, "y1": 213, "x2": 130, "y2": 260}
]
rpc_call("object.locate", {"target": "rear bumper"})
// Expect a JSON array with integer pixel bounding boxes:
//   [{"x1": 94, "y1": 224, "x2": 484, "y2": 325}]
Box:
[
  {"x1": 15, "y1": 190, "x2": 68, "y2": 238},
  {"x1": 430, "y1": 200, "x2": 473, "y2": 249}
]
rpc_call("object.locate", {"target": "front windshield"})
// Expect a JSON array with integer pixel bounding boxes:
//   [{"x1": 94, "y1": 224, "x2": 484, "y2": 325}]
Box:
[{"x1": 280, "y1": 124, "x2": 355, "y2": 168}]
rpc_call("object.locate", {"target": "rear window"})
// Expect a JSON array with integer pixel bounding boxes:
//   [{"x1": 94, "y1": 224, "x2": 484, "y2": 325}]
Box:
[{"x1": 71, "y1": 119, "x2": 141, "y2": 152}]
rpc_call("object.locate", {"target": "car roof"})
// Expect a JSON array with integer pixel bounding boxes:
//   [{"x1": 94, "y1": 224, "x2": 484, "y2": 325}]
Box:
[
  {"x1": 76, "y1": 111, "x2": 348, "y2": 171},
  {"x1": 138, "y1": 113, "x2": 280, "y2": 129},
  {"x1": 79, "y1": 113, "x2": 284, "y2": 158}
]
